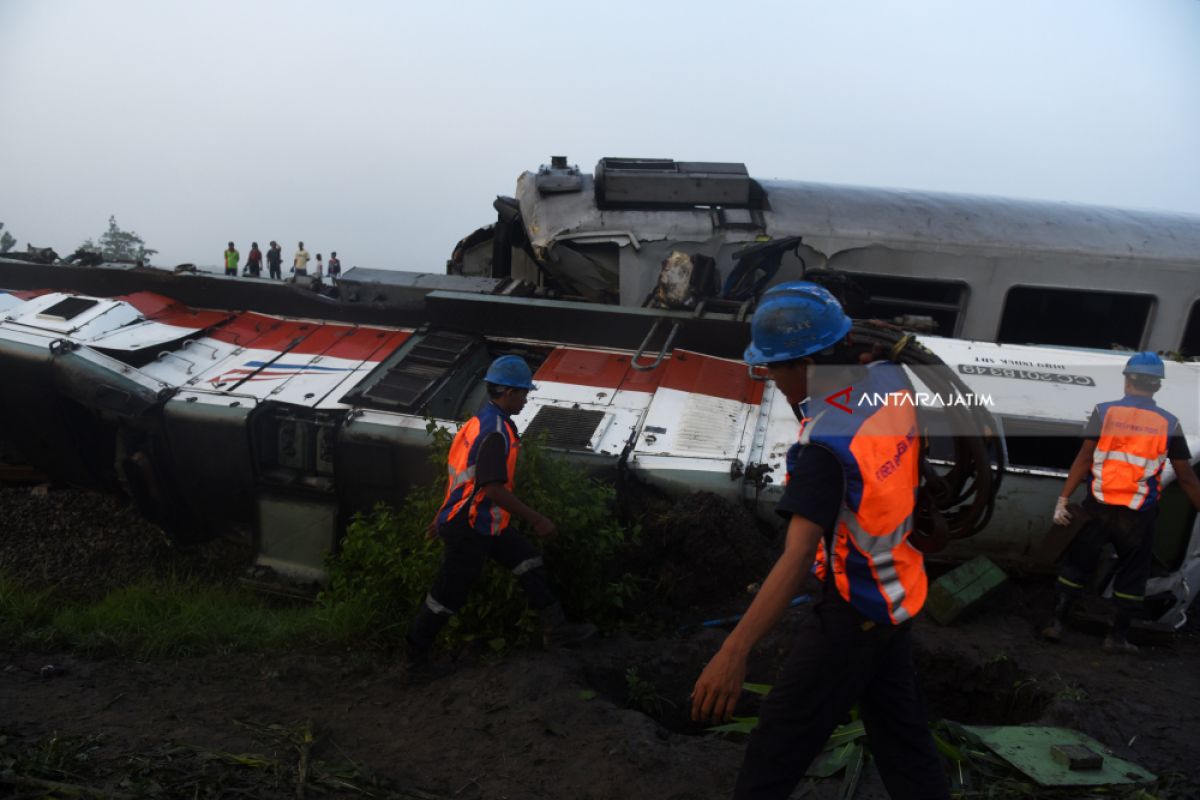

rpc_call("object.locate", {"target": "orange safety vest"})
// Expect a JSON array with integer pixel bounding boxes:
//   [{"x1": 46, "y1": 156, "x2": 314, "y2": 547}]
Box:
[
  {"x1": 791, "y1": 362, "x2": 926, "y2": 625},
  {"x1": 436, "y1": 402, "x2": 521, "y2": 536},
  {"x1": 1089, "y1": 396, "x2": 1176, "y2": 511}
]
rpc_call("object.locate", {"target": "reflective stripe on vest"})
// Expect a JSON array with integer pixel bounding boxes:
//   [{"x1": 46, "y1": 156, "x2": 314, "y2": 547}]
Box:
[
  {"x1": 799, "y1": 363, "x2": 925, "y2": 625},
  {"x1": 436, "y1": 403, "x2": 521, "y2": 536},
  {"x1": 1089, "y1": 399, "x2": 1172, "y2": 511}
]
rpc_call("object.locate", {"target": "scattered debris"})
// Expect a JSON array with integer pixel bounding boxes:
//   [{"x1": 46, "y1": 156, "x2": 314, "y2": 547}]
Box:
[
  {"x1": 925, "y1": 556, "x2": 1008, "y2": 625},
  {"x1": 1050, "y1": 743, "x2": 1104, "y2": 771},
  {"x1": 691, "y1": 594, "x2": 810, "y2": 631},
  {"x1": 953, "y1": 724, "x2": 1155, "y2": 788}
]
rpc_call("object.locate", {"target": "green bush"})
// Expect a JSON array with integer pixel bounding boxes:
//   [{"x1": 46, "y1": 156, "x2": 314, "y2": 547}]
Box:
[{"x1": 322, "y1": 420, "x2": 638, "y2": 653}]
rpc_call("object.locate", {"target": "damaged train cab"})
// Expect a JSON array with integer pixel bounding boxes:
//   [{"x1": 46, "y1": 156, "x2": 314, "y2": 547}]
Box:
[
  {"x1": 0, "y1": 287, "x2": 1197, "y2": 627},
  {"x1": 451, "y1": 157, "x2": 1200, "y2": 355}
]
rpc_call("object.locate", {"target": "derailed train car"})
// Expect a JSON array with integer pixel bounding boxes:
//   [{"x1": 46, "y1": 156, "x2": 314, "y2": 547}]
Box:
[
  {"x1": 453, "y1": 157, "x2": 1200, "y2": 355},
  {"x1": 0, "y1": 286, "x2": 1197, "y2": 627}
]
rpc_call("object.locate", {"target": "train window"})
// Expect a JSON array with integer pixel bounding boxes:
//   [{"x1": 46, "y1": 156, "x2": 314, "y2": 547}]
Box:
[
  {"x1": 998, "y1": 417, "x2": 1082, "y2": 473},
  {"x1": 998, "y1": 287, "x2": 1152, "y2": 349},
  {"x1": 846, "y1": 274, "x2": 967, "y2": 336},
  {"x1": 1182, "y1": 301, "x2": 1200, "y2": 358}
]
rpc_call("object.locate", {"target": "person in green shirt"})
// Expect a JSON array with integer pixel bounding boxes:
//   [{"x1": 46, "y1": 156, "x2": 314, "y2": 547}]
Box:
[{"x1": 224, "y1": 242, "x2": 239, "y2": 276}]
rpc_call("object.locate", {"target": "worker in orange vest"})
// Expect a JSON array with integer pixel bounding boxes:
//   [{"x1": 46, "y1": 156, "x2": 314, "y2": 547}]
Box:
[
  {"x1": 691, "y1": 282, "x2": 949, "y2": 800},
  {"x1": 405, "y1": 355, "x2": 595, "y2": 680},
  {"x1": 1044, "y1": 352, "x2": 1200, "y2": 653}
]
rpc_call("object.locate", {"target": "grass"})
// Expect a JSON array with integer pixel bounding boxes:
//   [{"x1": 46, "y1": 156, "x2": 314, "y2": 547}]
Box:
[
  {"x1": 0, "y1": 720, "x2": 440, "y2": 799},
  {"x1": 0, "y1": 574, "x2": 385, "y2": 659}
]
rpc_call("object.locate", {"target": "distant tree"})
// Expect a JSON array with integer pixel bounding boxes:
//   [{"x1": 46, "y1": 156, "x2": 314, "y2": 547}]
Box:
[
  {"x1": 0, "y1": 222, "x2": 15, "y2": 254},
  {"x1": 79, "y1": 215, "x2": 158, "y2": 263}
]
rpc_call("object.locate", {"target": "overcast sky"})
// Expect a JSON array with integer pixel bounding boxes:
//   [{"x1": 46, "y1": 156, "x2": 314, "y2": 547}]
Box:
[{"x1": 1, "y1": 0, "x2": 1198, "y2": 272}]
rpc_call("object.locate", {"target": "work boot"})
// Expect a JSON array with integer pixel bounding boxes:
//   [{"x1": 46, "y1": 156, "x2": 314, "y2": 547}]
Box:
[
  {"x1": 403, "y1": 602, "x2": 450, "y2": 685},
  {"x1": 1102, "y1": 634, "x2": 1139, "y2": 655},
  {"x1": 1040, "y1": 591, "x2": 1073, "y2": 642},
  {"x1": 1039, "y1": 619, "x2": 1063, "y2": 642},
  {"x1": 1103, "y1": 609, "x2": 1139, "y2": 654},
  {"x1": 401, "y1": 647, "x2": 436, "y2": 686},
  {"x1": 539, "y1": 602, "x2": 597, "y2": 648}
]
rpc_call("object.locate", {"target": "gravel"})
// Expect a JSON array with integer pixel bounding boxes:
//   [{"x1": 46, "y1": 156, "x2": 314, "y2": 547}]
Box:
[{"x1": 0, "y1": 485, "x2": 251, "y2": 599}]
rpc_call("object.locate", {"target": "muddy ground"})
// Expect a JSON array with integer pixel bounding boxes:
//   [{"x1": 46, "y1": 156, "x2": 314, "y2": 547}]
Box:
[{"x1": 1, "y1": 486, "x2": 1198, "y2": 799}]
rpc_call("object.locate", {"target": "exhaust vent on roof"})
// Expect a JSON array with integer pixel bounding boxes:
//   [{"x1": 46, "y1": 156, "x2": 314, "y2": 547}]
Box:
[{"x1": 594, "y1": 158, "x2": 755, "y2": 209}]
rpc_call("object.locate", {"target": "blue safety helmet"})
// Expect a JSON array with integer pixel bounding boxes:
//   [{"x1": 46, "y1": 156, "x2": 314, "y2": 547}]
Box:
[
  {"x1": 1122, "y1": 351, "x2": 1165, "y2": 380},
  {"x1": 485, "y1": 355, "x2": 538, "y2": 390},
  {"x1": 743, "y1": 281, "x2": 853, "y2": 366}
]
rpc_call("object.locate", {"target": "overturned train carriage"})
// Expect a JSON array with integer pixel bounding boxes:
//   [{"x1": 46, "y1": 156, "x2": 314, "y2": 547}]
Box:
[{"x1": 0, "y1": 287, "x2": 1197, "y2": 627}]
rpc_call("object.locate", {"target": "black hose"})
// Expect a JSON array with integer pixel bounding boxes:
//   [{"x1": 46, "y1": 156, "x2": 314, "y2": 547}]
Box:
[{"x1": 849, "y1": 321, "x2": 1005, "y2": 548}]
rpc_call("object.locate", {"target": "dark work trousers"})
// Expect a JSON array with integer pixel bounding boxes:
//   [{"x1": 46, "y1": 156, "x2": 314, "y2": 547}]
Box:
[
  {"x1": 268, "y1": 262, "x2": 281, "y2": 279},
  {"x1": 409, "y1": 518, "x2": 556, "y2": 653},
  {"x1": 1058, "y1": 498, "x2": 1157, "y2": 613},
  {"x1": 734, "y1": 591, "x2": 949, "y2": 800}
]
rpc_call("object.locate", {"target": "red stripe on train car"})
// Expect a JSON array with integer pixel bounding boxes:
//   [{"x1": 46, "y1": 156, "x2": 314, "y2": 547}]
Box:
[
  {"x1": 298, "y1": 327, "x2": 412, "y2": 360},
  {"x1": 6, "y1": 289, "x2": 53, "y2": 300},
  {"x1": 206, "y1": 313, "x2": 313, "y2": 350},
  {"x1": 201, "y1": 308, "x2": 412, "y2": 360},
  {"x1": 362, "y1": 330, "x2": 413, "y2": 362},
  {"x1": 117, "y1": 291, "x2": 231, "y2": 330},
  {"x1": 534, "y1": 348, "x2": 665, "y2": 393},
  {"x1": 658, "y1": 350, "x2": 764, "y2": 405}
]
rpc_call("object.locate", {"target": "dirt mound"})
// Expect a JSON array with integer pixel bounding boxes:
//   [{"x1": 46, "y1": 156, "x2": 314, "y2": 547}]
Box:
[{"x1": 632, "y1": 491, "x2": 778, "y2": 615}]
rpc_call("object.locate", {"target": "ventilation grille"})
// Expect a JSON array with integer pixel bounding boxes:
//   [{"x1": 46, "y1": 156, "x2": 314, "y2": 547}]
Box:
[
  {"x1": 346, "y1": 330, "x2": 479, "y2": 411},
  {"x1": 38, "y1": 297, "x2": 99, "y2": 321},
  {"x1": 523, "y1": 406, "x2": 605, "y2": 449}
]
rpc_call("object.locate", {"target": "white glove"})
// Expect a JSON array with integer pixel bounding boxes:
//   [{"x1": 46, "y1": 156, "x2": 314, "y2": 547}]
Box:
[{"x1": 1053, "y1": 497, "x2": 1072, "y2": 526}]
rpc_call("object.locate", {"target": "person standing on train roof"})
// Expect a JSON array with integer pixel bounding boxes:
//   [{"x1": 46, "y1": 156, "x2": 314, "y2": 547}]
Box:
[
  {"x1": 266, "y1": 241, "x2": 283, "y2": 279},
  {"x1": 293, "y1": 241, "x2": 310, "y2": 277},
  {"x1": 1044, "y1": 351, "x2": 1200, "y2": 653},
  {"x1": 404, "y1": 355, "x2": 596, "y2": 681},
  {"x1": 245, "y1": 242, "x2": 263, "y2": 277},
  {"x1": 691, "y1": 281, "x2": 950, "y2": 800},
  {"x1": 223, "y1": 242, "x2": 239, "y2": 277}
]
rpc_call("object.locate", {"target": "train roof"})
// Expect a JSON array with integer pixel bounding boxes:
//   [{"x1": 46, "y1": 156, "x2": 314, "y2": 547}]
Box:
[
  {"x1": 759, "y1": 179, "x2": 1200, "y2": 264},
  {"x1": 517, "y1": 161, "x2": 1200, "y2": 265}
]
